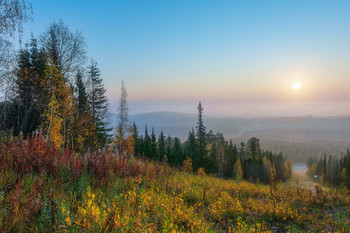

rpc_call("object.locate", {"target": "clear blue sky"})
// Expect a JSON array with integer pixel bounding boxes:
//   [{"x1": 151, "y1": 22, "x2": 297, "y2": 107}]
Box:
[{"x1": 22, "y1": 0, "x2": 350, "y2": 116}]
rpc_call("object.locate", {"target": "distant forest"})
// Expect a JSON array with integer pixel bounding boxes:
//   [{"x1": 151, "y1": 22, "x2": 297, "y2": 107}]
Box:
[{"x1": 307, "y1": 150, "x2": 350, "y2": 189}]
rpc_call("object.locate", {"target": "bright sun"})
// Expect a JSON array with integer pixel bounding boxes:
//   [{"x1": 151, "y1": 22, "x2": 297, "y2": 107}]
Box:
[{"x1": 292, "y1": 82, "x2": 301, "y2": 90}]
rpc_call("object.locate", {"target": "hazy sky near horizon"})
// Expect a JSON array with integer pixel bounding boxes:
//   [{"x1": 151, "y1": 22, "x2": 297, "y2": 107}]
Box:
[{"x1": 21, "y1": 0, "x2": 350, "y2": 117}]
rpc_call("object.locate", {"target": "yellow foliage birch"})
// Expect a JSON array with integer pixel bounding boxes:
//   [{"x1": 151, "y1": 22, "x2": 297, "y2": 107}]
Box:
[{"x1": 44, "y1": 94, "x2": 63, "y2": 148}]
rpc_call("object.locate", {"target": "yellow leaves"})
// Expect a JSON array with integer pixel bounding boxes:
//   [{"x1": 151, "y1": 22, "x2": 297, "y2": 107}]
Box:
[
  {"x1": 182, "y1": 157, "x2": 193, "y2": 173},
  {"x1": 114, "y1": 124, "x2": 135, "y2": 156},
  {"x1": 65, "y1": 216, "x2": 71, "y2": 226},
  {"x1": 87, "y1": 199, "x2": 93, "y2": 207},
  {"x1": 51, "y1": 169, "x2": 348, "y2": 232},
  {"x1": 44, "y1": 93, "x2": 63, "y2": 149},
  {"x1": 42, "y1": 62, "x2": 77, "y2": 149}
]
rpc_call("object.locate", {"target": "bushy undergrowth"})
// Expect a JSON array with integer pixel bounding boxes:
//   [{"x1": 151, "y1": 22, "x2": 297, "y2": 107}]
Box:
[{"x1": 0, "y1": 134, "x2": 349, "y2": 232}]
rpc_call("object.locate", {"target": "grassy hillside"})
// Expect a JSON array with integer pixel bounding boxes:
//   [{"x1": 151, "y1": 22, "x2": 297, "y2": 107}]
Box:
[{"x1": 0, "y1": 135, "x2": 349, "y2": 232}]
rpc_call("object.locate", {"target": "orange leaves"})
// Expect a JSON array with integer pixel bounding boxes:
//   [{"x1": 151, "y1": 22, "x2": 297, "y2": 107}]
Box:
[
  {"x1": 74, "y1": 112, "x2": 97, "y2": 151},
  {"x1": 114, "y1": 124, "x2": 134, "y2": 157}
]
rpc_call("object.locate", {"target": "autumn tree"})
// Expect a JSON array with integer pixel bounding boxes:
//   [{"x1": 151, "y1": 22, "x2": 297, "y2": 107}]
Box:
[
  {"x1": 262, "y1": 157, "x2": 275, "y2": 185},
  {"x1": 233, "y1": 158, "x2": 243, "y2": 180},
  {"x1": 0, "y1": 0, "x2": 32, "y2": 36},
  {"x1": 43, "y1": 62, "x2": 75, "y2": 149},
  {"x1": 0, "y1": 0, "x2": 32, "y2": 75},
  {"x1": 44, "y1": 93, "x2": 63, "y2": 148},
  {"x1": 40, "y1": 19, "x2": 87, "y2": 80}
]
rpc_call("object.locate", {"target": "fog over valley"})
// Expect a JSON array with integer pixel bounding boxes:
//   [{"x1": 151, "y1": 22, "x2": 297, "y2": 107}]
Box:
[{"x1": 108, "y1": 111, "x2": 350, "y2": 162}]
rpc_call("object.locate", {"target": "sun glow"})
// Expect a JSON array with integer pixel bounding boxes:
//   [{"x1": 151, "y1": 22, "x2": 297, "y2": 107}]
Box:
[{"x1": 292, "y1": 82, "x2": 301, "y2": 90}]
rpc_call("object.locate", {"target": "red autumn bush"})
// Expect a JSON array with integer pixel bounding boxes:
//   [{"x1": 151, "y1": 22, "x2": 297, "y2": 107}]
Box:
[{"x1": 0, "y1": 133, "x2": 170, "y2": 187}]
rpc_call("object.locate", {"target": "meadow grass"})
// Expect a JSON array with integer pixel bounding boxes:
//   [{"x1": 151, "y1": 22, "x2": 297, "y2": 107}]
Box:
[{"x1": 0, "y1": 134, "x2": 349, "y2": 232}]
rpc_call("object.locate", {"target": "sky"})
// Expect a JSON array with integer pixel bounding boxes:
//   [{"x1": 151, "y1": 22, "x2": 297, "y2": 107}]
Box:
[{"x1": 20, "y1": 0, "x2": 350, "y2": 117}]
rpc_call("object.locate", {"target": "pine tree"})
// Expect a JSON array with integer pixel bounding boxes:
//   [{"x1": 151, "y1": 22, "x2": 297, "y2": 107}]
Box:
[
  {"x1": 132, "y1": 122, "x2": 139, "y2": 156},
  {"x1": 165, "y1": 135, "x2": 172, "y2": 164},
  {"x1": 225, "y1": 140, "x2": 238, "y2": 178},
  {"x1": 247, "y1": 137, "x2": 261, "y2": 158},
  {"x1": 144, "y1": 124, "x2": 151, "y2": 158},
  {"x1": 195, "y1": 102, "x2": 207, "y2": 170},
  {"x1": 73, "y1": 70, "x2": 96, "y2": 151},
  {"x1": 206, "y1": 142, "x2": 218, "y2": 175},
  {"x1": 13, "y1": 35, "x2": 48, "y2": 136},
  {"x1": 75, "y1": 70, "x2": 88, "y2": 115},
  {"x1": 150, "y1": 128, "x2": 157, "y2": 160},
  {"x1": 87, "y1": 59, "x2": 110, "y2": 146},
  {"x1": 185, "y1": 128, "x2": 196, "y2": 160},
  {"x1": 158, "y1": 130, "x2": 165, "y2": 161},
  {"x1": 173, "y1": 137, "x2": 184, "y2": 167}
]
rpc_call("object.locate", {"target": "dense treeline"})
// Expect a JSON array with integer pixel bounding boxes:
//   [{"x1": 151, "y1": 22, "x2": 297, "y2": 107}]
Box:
[
  {"x1": 307, "y1": 149, "x2": 350, "y2": 188},
  {"x1": 132, "y1": 102, "x2": 293, "y2": 184},
  {"x1": 0, "y1": 20, "x2": 111, "y2": 151}
]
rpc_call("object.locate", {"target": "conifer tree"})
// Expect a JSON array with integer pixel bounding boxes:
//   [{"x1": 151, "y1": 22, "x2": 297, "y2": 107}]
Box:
[
  {"x1": 195, "y1": 102, "x2": 207, "y2": 170},
  {"x1": 165, "y1": 135, "x2": 172, "y2": 164},
  {"x1": 173, "y1": 137, "x2": 184, "y2": 166},
  {"x1": 132, "y1": 122, "x2": 139, "y2": 155},
  {"x1": 73, "y1": 70, "x2": 96, "y2": 151},
  {"x1": 158, "y1": 130, "x2": 165, "y2": 161},
  {"x1": 144, "y1": 124, "x2": 151, "y2": 158},
  {"x1": 225, "y1": 140, "x2": 238, "y2": 177},
  {"x1": 184, "y1": 128, "x2": 196, "y2": 161},
  {"x1": 87, "y1": 59, "x2": 110, "y2": 146},
  {"x1": 150, "y1": 127, "x2": 157, "y2": 159},
  {"x1": 206, "y1": 142, "x2": 218, "y2": 174},
  {"x1": 75, "y1": 70, "x2": 88, "y2": 114},
  {"x1": 12, "y1": 35, "x2": 48, "y2": 136}
]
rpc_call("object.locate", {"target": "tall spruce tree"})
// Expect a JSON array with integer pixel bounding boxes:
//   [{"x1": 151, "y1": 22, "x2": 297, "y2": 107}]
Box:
[
  {"x1": 150, "y1": 128, "x2": 157, "y2": 159},
  {"x1": 158, "y1": 130, "x2": 165, "y2": 161},
  {"x1": 186, "y1": 128, "x2": 196, "y2": 159},
  {"x1": 173, "y1": 137, "x2": 184, "y2": 166},
  {"x1": 73, "y1": 69, "x2": 96, "y2": 151},
  {"x1": 12, "y1": 35, "x2": 48, "y2": 136},
  {"x1": 144, "y1": 124, "x2": 151, "y2": 158},
  {"x1": 165, "y1": 135, "x2": 172, "y2": 164},
  {"x1": 132, "y1": 122, "x2": 139, "y2": 156},
  {"x1": 87, "y1": 59, "x2": 110, "y2": 145},
  {"x1": 195, "y1": 102, "x2": 207, "y2": 170},
  {"x1": 75, "y1": 70, "x2": 88, "y2": 115}
]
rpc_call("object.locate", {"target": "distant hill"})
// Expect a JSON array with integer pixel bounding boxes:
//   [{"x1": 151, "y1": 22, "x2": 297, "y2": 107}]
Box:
[{"x1": 107, "y1": 111, "x2": 350, "y2": 162}]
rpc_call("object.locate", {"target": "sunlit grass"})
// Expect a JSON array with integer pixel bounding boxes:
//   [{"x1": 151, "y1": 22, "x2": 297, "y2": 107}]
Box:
[{"x1": 0, "y1": 135, "x2": 349, "y2": 232}]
